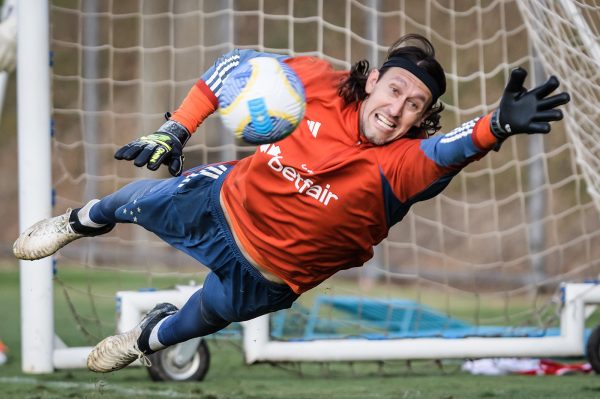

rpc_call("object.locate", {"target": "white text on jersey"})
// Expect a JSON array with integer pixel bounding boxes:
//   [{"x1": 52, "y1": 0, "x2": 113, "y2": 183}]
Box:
[{"x1": 261, "y1": 144, "x2": 339, "y2": 206}]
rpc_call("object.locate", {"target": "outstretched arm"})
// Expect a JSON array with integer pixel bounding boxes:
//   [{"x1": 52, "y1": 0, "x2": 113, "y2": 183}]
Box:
[
  {"x1": 420, "y1": 67, "x2": 571, "y2": 168},
  {"x1": 114, "y1": 49, "x2": 289, "y2": 176},
  {"x1": 387, "y1": 68, "x2": 571, "y2": 212}
]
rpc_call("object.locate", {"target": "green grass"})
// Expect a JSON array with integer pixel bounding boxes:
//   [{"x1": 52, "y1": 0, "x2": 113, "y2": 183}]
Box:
[{"x1": 2, "y1": 263, "x2": 600, "y2": 398}]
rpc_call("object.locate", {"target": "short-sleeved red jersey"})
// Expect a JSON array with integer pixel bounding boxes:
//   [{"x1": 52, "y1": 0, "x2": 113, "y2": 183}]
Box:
[{"x1": 206, "y1": 53, "x2": 499, "y2": 294}]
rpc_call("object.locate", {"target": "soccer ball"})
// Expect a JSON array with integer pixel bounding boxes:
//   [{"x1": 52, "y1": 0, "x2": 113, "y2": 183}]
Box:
[{"x1": 218, "y1": 57, "x2": 306, "y2": 145}]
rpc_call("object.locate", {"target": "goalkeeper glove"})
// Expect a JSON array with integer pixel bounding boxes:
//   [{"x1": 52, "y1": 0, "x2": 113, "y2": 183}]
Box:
[
  {"x1": 490, "y1": 67, "x2": 570, "y2": 142},
  {"x1": 114, "y1": 117, "x2": 190, "y2": 177}
]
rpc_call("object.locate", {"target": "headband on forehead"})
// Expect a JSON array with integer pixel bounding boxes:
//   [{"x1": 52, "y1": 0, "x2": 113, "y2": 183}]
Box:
[{"x1": 380, "y1": 56, "x2": 442, "y2": 104}]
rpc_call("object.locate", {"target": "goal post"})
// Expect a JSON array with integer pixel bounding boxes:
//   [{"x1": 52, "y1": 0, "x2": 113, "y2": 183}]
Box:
[
  {"x1": 17, "y1": 0, "x2": 54, "y2": 373},
  {"x1": 17, "y1": 0, "x2": 600, "y2": 373}
]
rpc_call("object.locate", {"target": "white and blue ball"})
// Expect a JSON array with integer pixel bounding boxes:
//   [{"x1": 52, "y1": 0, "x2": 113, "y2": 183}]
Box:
[{"x1": 218, "y1": 57, "x2": 306, "y2": 145}]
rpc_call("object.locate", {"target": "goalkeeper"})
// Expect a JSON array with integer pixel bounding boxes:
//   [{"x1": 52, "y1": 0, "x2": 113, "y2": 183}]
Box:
[{"x1": 13, "y1": 33, "x2": 570, "y2": 373}]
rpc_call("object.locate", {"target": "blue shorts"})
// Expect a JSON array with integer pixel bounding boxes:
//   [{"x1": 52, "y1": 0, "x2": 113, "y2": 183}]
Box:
[{"x1": 113, "y1": 163, "x2": 298, "y2": 322}]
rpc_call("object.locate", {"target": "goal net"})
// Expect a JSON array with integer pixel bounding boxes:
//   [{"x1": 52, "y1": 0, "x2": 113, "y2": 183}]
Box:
[{"x1": 33, "y1": 0, "x2": 600, "y2": 368}]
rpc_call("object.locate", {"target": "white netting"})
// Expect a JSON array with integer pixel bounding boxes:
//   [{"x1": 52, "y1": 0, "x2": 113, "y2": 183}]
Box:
[
  {"x1": 519, "y1": 0, "x2": 600, "y2": 210},
  {"x1": 48, "y1": 0, "x2": 600, "y2": 346}
]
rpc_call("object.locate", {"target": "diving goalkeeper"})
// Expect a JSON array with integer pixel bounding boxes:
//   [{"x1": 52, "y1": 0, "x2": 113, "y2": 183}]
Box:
[{"x1": 13, "y1": 33, "x2": 570, "y2": 373}]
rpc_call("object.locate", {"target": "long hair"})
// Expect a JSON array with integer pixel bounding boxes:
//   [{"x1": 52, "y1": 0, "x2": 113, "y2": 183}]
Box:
[{"x1": 338, "y1": 33, "x2": 446, "y2": 137}]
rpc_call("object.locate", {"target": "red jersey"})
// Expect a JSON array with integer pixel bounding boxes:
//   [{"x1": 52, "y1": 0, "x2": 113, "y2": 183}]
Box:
[{"x1": 172, "y1": 50, "x2": 498, "y2": 294}]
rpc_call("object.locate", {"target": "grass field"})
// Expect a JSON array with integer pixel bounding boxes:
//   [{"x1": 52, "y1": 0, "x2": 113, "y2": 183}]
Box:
[{"x1": 2, "y1": 263, "x2": 600, "y2": 399}]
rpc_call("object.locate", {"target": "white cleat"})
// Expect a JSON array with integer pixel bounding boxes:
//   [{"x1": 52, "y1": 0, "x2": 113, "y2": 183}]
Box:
[
  {"x1": 13, "y1": 209, "x2": 83, "y2": 260},
  {"x1": 87, "y1": 303, "x2": 178, "y2": 373},
  {"x1": 86, "y1": 326, "x2": 149, "y2": 373}
]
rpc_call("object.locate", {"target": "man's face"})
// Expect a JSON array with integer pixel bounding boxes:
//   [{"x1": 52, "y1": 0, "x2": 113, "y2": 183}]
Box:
[{"x1": 359, "y1": 67, "x2": 432, "y2": 145}]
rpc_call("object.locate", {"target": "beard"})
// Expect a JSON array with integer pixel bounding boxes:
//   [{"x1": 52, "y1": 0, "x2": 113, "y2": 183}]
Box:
[
  {"x1": 363, "y1": 129, "x2": 387, "y2": 145},
  {"x1": 360, "y1": 105, "x2": 389, "y2": 146},
  {"x1": 360, "y1": 116, "x2": 401, "y2": 145}
]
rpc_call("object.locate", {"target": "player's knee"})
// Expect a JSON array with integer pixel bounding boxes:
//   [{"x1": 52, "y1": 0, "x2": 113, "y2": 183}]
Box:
[
  {"x1": 199, "y1": 297, "x2": 230, "y2": 328},
  {"x1": 202, "y1": 298, "x2": 245, "y2": 323},
  {"x1": 201, "y1": 293, "x2": 265, "y2": 323}
]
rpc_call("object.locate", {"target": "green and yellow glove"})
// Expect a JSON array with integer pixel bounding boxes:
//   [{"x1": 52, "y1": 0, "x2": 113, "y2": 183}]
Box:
[{"x1": 115, "y1": 119, "x2": 190, "y2": 177}]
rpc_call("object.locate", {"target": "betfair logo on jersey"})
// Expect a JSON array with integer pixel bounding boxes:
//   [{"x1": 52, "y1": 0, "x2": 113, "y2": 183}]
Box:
[{"x1": 260, "y1": 144, "x2": 339, "y2": 206}]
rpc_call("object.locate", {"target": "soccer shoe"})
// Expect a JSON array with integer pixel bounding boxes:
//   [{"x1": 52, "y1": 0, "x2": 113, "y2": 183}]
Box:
[
  {"x1": 87, "y1": 303, "x2": 178, "y2": 373},
  {"x1": 13, "y1": 208, "x2": 84, "y2": 260},
  {"x1": 13, "y1": 202, "x2": 114, "y2": 261}
]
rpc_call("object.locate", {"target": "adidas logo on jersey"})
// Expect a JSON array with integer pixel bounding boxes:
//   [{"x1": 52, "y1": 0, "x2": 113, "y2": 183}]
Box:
[{"x1": 306, "y1": 120, "x2": 321, "y2": 138}]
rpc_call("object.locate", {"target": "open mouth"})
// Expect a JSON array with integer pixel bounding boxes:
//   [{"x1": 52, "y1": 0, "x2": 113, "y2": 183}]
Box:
[{"x1": 375, "y1": 113, "x2": 396, "y2": 130}]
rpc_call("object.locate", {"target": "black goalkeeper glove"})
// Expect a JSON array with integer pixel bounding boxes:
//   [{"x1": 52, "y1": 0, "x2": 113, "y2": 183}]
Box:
[
  {"x1": 490, "y1": 67, "x2": 570, "y2": 142},
  {"x1": 114, "y1": 117, "x2": 191, "y2": 177}
]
